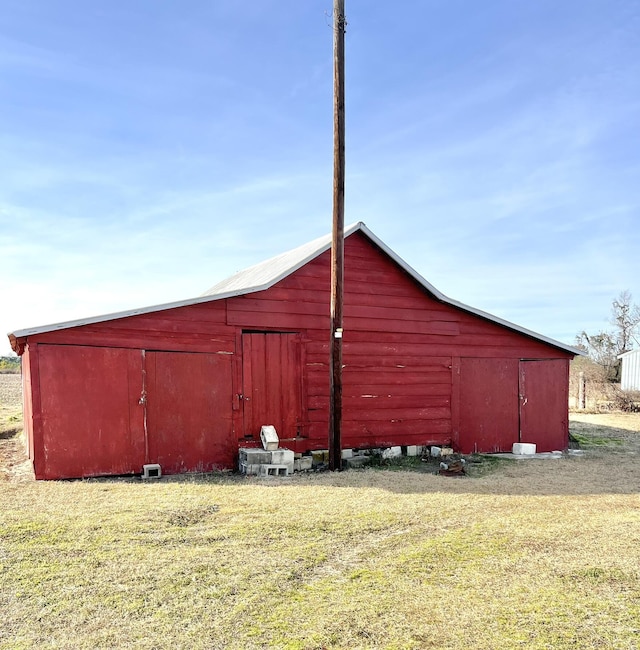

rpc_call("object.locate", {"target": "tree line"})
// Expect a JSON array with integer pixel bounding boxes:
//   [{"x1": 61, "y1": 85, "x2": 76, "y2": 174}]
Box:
[
  {"x1": 0, "y1": 356, "x2": 21, "y2": 374},
  {"x1": 575, "y1": 290, "x2": 640, "y2": 383}
]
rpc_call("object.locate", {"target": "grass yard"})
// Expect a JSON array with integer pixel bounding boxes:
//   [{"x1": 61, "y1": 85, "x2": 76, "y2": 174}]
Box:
[{"x1": 1, "y1": 374, "x2": 639, "y2": 649}]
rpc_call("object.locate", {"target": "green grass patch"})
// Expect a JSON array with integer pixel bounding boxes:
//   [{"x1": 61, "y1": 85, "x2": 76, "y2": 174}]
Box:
[
  {"x1": 569, "y1": 431, "x2": 625, "y2": 448},
  {"x1": 2, "y1": 477, "x2": 639, "y2": 649}
]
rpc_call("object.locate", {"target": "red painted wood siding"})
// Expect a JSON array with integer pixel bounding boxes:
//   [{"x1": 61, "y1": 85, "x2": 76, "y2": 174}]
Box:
[
  {"x1": 457, "y1": 358, "x2": 520, "y2": 453},
  {"x1": 519, "y1": 359, "x2": 569, "y2": 451},
  {"x1": 37, "y1": 344, "x2": 145, "y2": 479},
  {"x1": 21, "y1": 230, "x2": 573, "y2": 477},
  {"x1": 241, "y1": 332, "x2": 303, "y2": 441},
  {"x1": 145, "y1": 350, "x2": 235, "y2": 472}
]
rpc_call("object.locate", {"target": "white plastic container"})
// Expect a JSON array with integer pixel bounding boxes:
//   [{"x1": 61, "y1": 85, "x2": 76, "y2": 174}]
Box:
[{"x1": 512, "y1": 442, "x2": 536, "y2": 455}]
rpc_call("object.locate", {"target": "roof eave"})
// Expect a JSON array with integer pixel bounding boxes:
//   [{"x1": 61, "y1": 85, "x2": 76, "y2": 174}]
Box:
[
  {"x1": 356, "y1": 224, "x2": 583, "y2": 357},
  {"x1": 8, "y1": 220, "x2": 583, "y2": 357}
]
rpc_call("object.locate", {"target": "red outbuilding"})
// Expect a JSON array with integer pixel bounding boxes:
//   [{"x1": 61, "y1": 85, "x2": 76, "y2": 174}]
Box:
[{"x1": 9, "y1": 223, "x2": 580, "y2": 479}]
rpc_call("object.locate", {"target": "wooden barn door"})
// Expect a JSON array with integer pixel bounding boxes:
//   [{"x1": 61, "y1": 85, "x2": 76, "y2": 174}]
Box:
[
  {"x1": 519, "y1": 359, "x2": 569, "y2": 452},
  {"x1": 38, "y1": 344, "x2": 145, "y2": 479},
  {"x1": 145, "y1": 351, "x2": 234, "y2": 474},
  {"x1": 458, "y1": 358, "x2": 519, "y2": 453},
  {"x1": 241, "y1": 332, "x2": 302, "y2": 440}
]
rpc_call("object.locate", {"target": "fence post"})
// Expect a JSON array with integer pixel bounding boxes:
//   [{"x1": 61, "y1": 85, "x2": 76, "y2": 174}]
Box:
[{"x1": 578, "y1": 371, "x2": 586, "y2": 409}]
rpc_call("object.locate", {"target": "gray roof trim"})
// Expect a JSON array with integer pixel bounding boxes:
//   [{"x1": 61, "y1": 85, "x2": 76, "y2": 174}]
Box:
[
  {"x1": 355, "y1": 224, "x2": 584, "y2": 356},
  {"x1": 8, "y1": 291, "x2": 242, "y2": 340},
  {"x1": 8, "y1": 221, "x2": 583, "y2": 356}
]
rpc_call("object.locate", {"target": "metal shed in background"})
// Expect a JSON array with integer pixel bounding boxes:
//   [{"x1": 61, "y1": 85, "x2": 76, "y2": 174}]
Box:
[
  {"x1": 619, "y1": 348, "x2": 640, "y2": 391},
  {"x1": 9, "y1": 222, "x2": 581, "y2": 479}
]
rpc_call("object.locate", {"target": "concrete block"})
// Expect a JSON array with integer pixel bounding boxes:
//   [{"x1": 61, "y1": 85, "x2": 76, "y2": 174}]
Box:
[
  {"x1": 239, "y1": 448, "x2": 272, "y2": 464},
  {"x1": 382, "y1": 446, "x2": 402, "y2": 459},
  {"x1": 259, "y1": 463, "x2": 293, "y2": 477},
  {"x1": 341, "y1": 448, "x2": 353, "y2": 459},
  {"x1": 346, "y1": 455, "x2": 369, "y2": 469},
  {"x1": 405, "y1": 445, "x2": 419, "y2": 457},
  {"x1": 311, "y1": 450, "x2": 328, "y2": 465},
  {"x1": 271, "y1": 449, "x2": 295, "y2": 465},
  {"x1": 441, "y1": 447, "x2": 454, "y2": 457},
  {"x1": 239, "y1": 461, "x2": 264, "y2": 476},
  {"x1": 260, "y1": 425, "x2": 279, "y2": 451},
  {"x1": 430, "y1": 446, "x2": 442, "y2": 457},
  {"x1": 294, "y1": 456, "x2": 313, "y2": 472},
  {"x1": 142, "y1": 463, "x2": 162, "y2": 479},
  {"x1": 512, "y1": 443, "x2": 536, "y2": 455}
]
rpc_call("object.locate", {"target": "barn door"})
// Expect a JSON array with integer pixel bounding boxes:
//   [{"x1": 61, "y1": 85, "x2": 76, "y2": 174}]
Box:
[
  {"x1": 38, "y1": 344, "x2": 145, "y2": 479},
  {"x1": 145, "y1": 351, "x2": 234, "y2": 474},
  {"x1": 458, "y1": 358, "x2": 519, "y2": 453},
  {"x1": 241, "y1": 332, "x2": 302, "y2": 440},
  {"x1": 519, "y1": 359, "x2": 569, "y2": 452}
]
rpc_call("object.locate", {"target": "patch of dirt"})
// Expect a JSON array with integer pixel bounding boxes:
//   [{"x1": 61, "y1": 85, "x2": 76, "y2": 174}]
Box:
[{"x1": 0, "y1": 372, "x2": 22, "y2": 404}]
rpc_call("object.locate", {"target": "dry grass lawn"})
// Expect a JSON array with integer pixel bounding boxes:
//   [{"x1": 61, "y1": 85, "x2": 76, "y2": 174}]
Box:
[{"x1": 1, "y1": 374, "x2": 639, "y2": 649}]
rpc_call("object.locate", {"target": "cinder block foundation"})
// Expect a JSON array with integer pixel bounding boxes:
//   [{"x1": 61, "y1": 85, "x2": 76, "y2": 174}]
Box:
[
  {"x1": 271, "y1": 449, "x2": 295, "y2": 465},
  {"x1": 259, "y1": 464, "x2": 293, "y2": 477}
]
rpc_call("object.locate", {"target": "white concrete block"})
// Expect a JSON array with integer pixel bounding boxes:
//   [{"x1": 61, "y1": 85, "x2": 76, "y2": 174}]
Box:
[
  {"x1": 441, "y1": 447, "x2": 454, "y2": 457},
  {"x1": 341, "y1": 448, "x2": 353, "y2": 459},
  {"x1": 259, "y1": 463, "x2": 293, "y2": 477},
  {"x1": 271, "y1": 449, "x2": 294, "y2": 465},
  {"x1": 240, "y1": 448, "x2": 272, "y2": 464},
  {"x1": 239, "y1": 461, "x2": 264, "y2": 475},
  {"x1": 513, "y1": 443, "x2": 536, "y2": 455},
  {"x1": 142, "y1": 464, "x2": 162, "y2": 479},
  {"x1": 260, "y1": 425, "x2": 279, "y2": 451},
  {"x1": 430, "y1": 446, "x2": 442, "y2": 457},
  {"x1": 405, "y1": 446, "x2": 419, "y2": 457},
  {"x1": 382, "y1": 446, "x2": 402, "y2": 459}
]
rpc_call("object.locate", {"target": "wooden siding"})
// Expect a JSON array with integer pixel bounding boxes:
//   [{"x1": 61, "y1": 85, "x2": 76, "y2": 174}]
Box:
[
  {"x1": 457, "y1": 358, "x2": 520, "y2": 453},
  {"x1": 145, "y1": 350, "x2": 235, "y2": 473},
  {"x1": 38, "y1": 344, "x2": 145, "y2": 479},
  {"x1": 20, "y1": 230, "x2": 573, "y2": 478},
  {"x1": 519, "y1": 359, "x2": 569, "y2": 451}
]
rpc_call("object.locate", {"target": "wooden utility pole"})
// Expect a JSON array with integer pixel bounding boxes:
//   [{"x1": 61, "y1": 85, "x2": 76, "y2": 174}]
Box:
[{"x1": 329, "y1": 0, "x2": 346, "y2": 471}]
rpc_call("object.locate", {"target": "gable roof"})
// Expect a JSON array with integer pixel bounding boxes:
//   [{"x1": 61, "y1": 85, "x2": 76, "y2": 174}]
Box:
[{"x1": 8, "y1": 222, "x2": 583, "y2": 356}]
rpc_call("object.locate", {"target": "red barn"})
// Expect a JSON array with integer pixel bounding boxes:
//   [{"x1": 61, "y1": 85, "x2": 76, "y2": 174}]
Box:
[{"x1": 9, "y1": 223, "x2": 580, "y2": 479}]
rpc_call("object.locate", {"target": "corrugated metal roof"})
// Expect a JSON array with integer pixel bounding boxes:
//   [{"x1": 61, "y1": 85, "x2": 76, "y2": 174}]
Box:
[
  {"x1": 201, "y1": 223, "x2": 362, "y2": 298},
  {"x1": 8, "y1": 221, "x2": 583, "y2": 356}
]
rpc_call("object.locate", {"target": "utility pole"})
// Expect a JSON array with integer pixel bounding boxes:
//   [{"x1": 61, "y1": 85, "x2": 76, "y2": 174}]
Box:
[{"x1": 329, "y1": 0, "x2": 346, "y2": 471}]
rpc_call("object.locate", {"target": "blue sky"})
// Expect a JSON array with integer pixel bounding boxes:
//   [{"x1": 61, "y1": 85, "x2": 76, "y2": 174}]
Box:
[{"x1": 2, "y1": 0, "x2": 639, "y2": 355}]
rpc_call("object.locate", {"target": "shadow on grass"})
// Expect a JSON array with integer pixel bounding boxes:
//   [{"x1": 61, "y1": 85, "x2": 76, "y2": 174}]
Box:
[{"x1": 569, "y1": 420, "x2": 629, "y2": 448}]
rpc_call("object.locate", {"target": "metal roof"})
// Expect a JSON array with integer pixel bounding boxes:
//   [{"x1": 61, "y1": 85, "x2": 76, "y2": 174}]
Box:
[
  {"x1": 8, "y1": 221, "x2": 583, "y2": 356},
  {"x1": 617, "y1": 348, "x2": 640, "y2": 359}
]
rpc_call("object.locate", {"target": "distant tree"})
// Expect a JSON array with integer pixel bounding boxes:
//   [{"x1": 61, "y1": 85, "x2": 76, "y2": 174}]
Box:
[
  {"x1": 0, "y1": 356, "x2": 21, "y2": 374},
  {"x1": 576, "y1": 291, "x2": 640, "y2": 382},
  {"x1": 610, "y1": 290, "x2": 640, "y2": 353}
]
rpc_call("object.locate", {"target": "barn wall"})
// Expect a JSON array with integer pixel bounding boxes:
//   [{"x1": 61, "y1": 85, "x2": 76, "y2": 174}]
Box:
[
  {"x1": 223, "y1": 232, "x2": 572, "y2": 451},
  {"x1": 21, "y1": 230, "x2": 574, "y2": 477}
]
